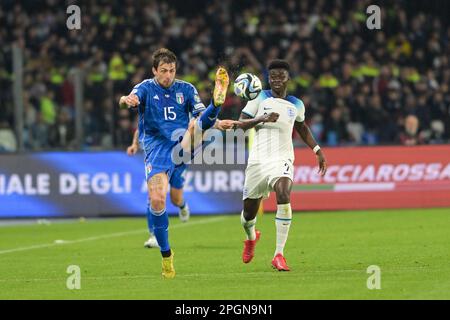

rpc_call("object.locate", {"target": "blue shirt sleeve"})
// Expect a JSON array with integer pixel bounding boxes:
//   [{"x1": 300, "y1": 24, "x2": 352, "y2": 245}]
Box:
[{"x1": 186, "y1": 84, "x2": 206, "y2": 117}]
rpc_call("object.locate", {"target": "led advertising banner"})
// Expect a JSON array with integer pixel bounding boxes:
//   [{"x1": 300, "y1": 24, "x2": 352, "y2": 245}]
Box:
[
  {"x1": 0, "y1": 152, "x2": 245, "y2": 217},
  {"x1": 264, "y1": 145, "x2": 450, "y2": 211}
]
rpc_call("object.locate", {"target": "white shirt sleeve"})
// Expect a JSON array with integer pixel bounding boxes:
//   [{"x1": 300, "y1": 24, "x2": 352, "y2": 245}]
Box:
[{"x1": 241, "y1": 96, "x2": 261, "y2": 118}]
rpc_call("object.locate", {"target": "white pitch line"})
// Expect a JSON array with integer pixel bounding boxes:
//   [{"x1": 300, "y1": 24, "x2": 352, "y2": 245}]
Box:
[{"x1": 0, "y1": 216, "x2": 229, "y2": 256}]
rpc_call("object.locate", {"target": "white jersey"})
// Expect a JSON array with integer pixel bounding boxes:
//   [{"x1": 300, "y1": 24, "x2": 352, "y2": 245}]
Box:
[{"x1": 242, "y1": 90, "x2": 305, "y2": 164}]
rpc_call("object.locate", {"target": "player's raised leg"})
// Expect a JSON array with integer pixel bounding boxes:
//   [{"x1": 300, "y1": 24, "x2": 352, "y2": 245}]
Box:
[
  {"x1": 148, "y1": 172, "x2": 175, "y2": 279},
  {"x1": 241, "y1": 198, "x2": 262, "y2": 263},
  {"x1": 271, "y1": 177, "x2": 293, "y2": 271},
  {"x1": 180, "y1": 66, "x2": 230, "y2": 152}
]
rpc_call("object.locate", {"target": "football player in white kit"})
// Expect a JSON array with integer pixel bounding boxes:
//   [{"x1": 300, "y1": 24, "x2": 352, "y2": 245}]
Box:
[{"x1": 234, "y1": 60, "x2": 327, "y2": 271}]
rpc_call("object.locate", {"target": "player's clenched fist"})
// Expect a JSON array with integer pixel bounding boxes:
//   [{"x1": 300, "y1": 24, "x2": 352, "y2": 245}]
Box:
[
  {"x1": 119, "y1": 94, "x2": 140, "y2": 108},
  {"x1": 127, "y1": 144, "x2": 139, "y2": 156}
]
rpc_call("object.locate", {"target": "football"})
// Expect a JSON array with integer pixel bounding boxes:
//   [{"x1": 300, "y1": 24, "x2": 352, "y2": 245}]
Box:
[{"x1": 233, "y1": 73, "x2": 262, "y2": 100}]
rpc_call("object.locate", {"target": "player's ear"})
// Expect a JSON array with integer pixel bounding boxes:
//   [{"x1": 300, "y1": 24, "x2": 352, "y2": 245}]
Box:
[{"x1": 152, "y1": 67, "x2": 157, "y2": 76}]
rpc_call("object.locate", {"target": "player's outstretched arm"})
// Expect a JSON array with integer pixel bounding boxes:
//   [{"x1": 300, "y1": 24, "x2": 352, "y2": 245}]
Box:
[
  {"x1": 234, "y1": 112, "x2": 279, "y2": 131},
  {"x1": 119, "y1": 94, "x2": 140, "y2": 109},
  {"x1": 294, "y1": 121, "x2": 327, "y2": 176},
  {"x1": 214, "y1": 119, "x2": 241, "y2": 130}
]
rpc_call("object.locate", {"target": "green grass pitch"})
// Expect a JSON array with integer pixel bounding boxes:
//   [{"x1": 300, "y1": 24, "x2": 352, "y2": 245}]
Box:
[{"x1": 0, "y1": 208, "x2": 449, "y2": 299}]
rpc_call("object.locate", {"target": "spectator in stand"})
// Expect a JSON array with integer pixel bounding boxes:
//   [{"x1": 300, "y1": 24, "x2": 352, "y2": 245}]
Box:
[
  {"x1": 49, "y1": 108, "x2": 75, "y2": 149},
  {"x1": 398, "y1": 115, "x2": 425, "y2": 146},
  {"x1": 0, "y1": 120, "x2": 17, "y2": 153}
]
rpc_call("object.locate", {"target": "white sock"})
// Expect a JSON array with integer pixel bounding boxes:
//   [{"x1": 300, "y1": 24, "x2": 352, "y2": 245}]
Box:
[
  {"x1": 275, "y1": 203, "x2": 292, "y2": 257},
  {"x1": 241, "y1": 211, "x2": 257, "y2": 240}
]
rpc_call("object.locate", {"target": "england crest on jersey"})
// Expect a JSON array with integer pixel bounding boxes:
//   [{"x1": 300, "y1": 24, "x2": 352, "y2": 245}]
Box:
[
  {"x1": 287, "y1": 108, "x2": 296, "y2": 121},
  {"x1": 176, "y1": 93, "x2": 184, "y2": 104}
]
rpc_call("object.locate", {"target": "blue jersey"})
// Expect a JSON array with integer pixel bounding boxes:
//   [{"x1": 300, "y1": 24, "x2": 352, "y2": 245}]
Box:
[{"x1": 130, "y1": 78, "x2": 206, "y2": 179}]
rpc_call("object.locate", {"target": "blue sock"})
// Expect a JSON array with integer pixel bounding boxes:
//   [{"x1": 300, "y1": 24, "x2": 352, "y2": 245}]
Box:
[
  {"x1": 150, "y1": 207, "x2": 170, "y2": 253},
  {"x1": 198, "y1": 101, "x2": 220, "y2": 130},
  {"x1": 146, "y1": 206, "x2": 155, "y2": 235}
]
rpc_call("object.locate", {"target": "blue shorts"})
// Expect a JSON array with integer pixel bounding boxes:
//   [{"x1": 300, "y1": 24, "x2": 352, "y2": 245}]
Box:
[
  {"x1": 144, "y1": 161, "x2": 187, "y2": 189},
  {"x1": 142, "y1": 136, "x2": 191, "y2": 189}
]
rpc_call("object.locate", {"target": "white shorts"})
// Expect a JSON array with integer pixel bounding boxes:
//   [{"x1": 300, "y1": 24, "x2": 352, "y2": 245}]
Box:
[{"x1": 243, "y1": 160, "x2": 294, "y2": 200}]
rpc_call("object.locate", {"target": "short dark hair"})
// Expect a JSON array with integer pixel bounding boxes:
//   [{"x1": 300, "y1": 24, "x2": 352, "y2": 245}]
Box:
[
  {"x1": 268, "y1": 59, "x2": 290, "y2": 72},
  {"x1": 152, "y1": 48, "x2": 177, "y2": 69}
]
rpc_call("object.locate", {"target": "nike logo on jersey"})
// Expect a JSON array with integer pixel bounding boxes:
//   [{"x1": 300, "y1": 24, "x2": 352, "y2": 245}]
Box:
[{"x1": 153, "y1": 95, "x2": 159, "y2": 100}]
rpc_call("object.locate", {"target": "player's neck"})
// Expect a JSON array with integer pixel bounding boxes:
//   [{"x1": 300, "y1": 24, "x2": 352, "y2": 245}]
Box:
[
  {"x1": 271, "y1": 89, "x2": 287, "y2": 99},
  {"x1": 154, "y1": 77, "x2": 175, "y2": 89}
]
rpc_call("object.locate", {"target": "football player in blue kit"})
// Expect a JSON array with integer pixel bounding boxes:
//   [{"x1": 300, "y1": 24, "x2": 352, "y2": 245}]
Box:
[{"x1": 119, "y1": 48, "x2": 234, "y2": 279}]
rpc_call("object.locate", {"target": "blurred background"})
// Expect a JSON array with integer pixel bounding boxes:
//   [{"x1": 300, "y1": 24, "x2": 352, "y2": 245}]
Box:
[
  {"x1": 1, "y1": 0, "x2": 450, "y2": 218},
  {"x1": 1, "y1": 0, "x2": 449, "y2": 153}
]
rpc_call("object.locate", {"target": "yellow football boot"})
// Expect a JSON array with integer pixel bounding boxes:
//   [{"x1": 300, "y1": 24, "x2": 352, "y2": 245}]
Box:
[
  {"x1": 162, "y1": 251, "x2": 175, "y2": 279},
  {"x1": 213, "y1": 66, "x2": 229, "y2": 106}
]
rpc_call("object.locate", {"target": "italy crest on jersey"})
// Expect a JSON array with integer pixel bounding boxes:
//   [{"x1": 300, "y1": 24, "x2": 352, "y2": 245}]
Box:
[{"x1": 176, "y1": 93, "x2": 184, "y2": 104}]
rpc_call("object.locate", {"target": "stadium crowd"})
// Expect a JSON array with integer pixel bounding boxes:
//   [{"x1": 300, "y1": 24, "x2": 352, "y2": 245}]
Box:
[{"x1": 1, "y1": 0, "x2": 449, "y2": 152}]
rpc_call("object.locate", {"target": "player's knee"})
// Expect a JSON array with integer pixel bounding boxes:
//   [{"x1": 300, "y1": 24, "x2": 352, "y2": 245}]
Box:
[
  {"x1": 151, "y1": 199, "x2": 166, "y2": 212},
  {"x1": 150, "y1": 194, "x2": 166, "y2": 211},
  {"x1": 180, "y1": 119, "x2": 196, "y2": 151},
  {"x1": 243, "y1": 210, "x2": 257, "y2": 221},
  {"x1": 276, "y1": 191, "x2": 291, "y2": 204},
  {"x1": 188, "y1": 118, "x2": 196, "y2": 131},
  {"x1": 243, "y1": 201, "x2": 259, "y2": 220},
  {"x1": 180, "y1": 132, "x2": 191, "y2": 151},
  {"x1": 274, "y1": 180, "x2": 292, "y2": 204}
]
